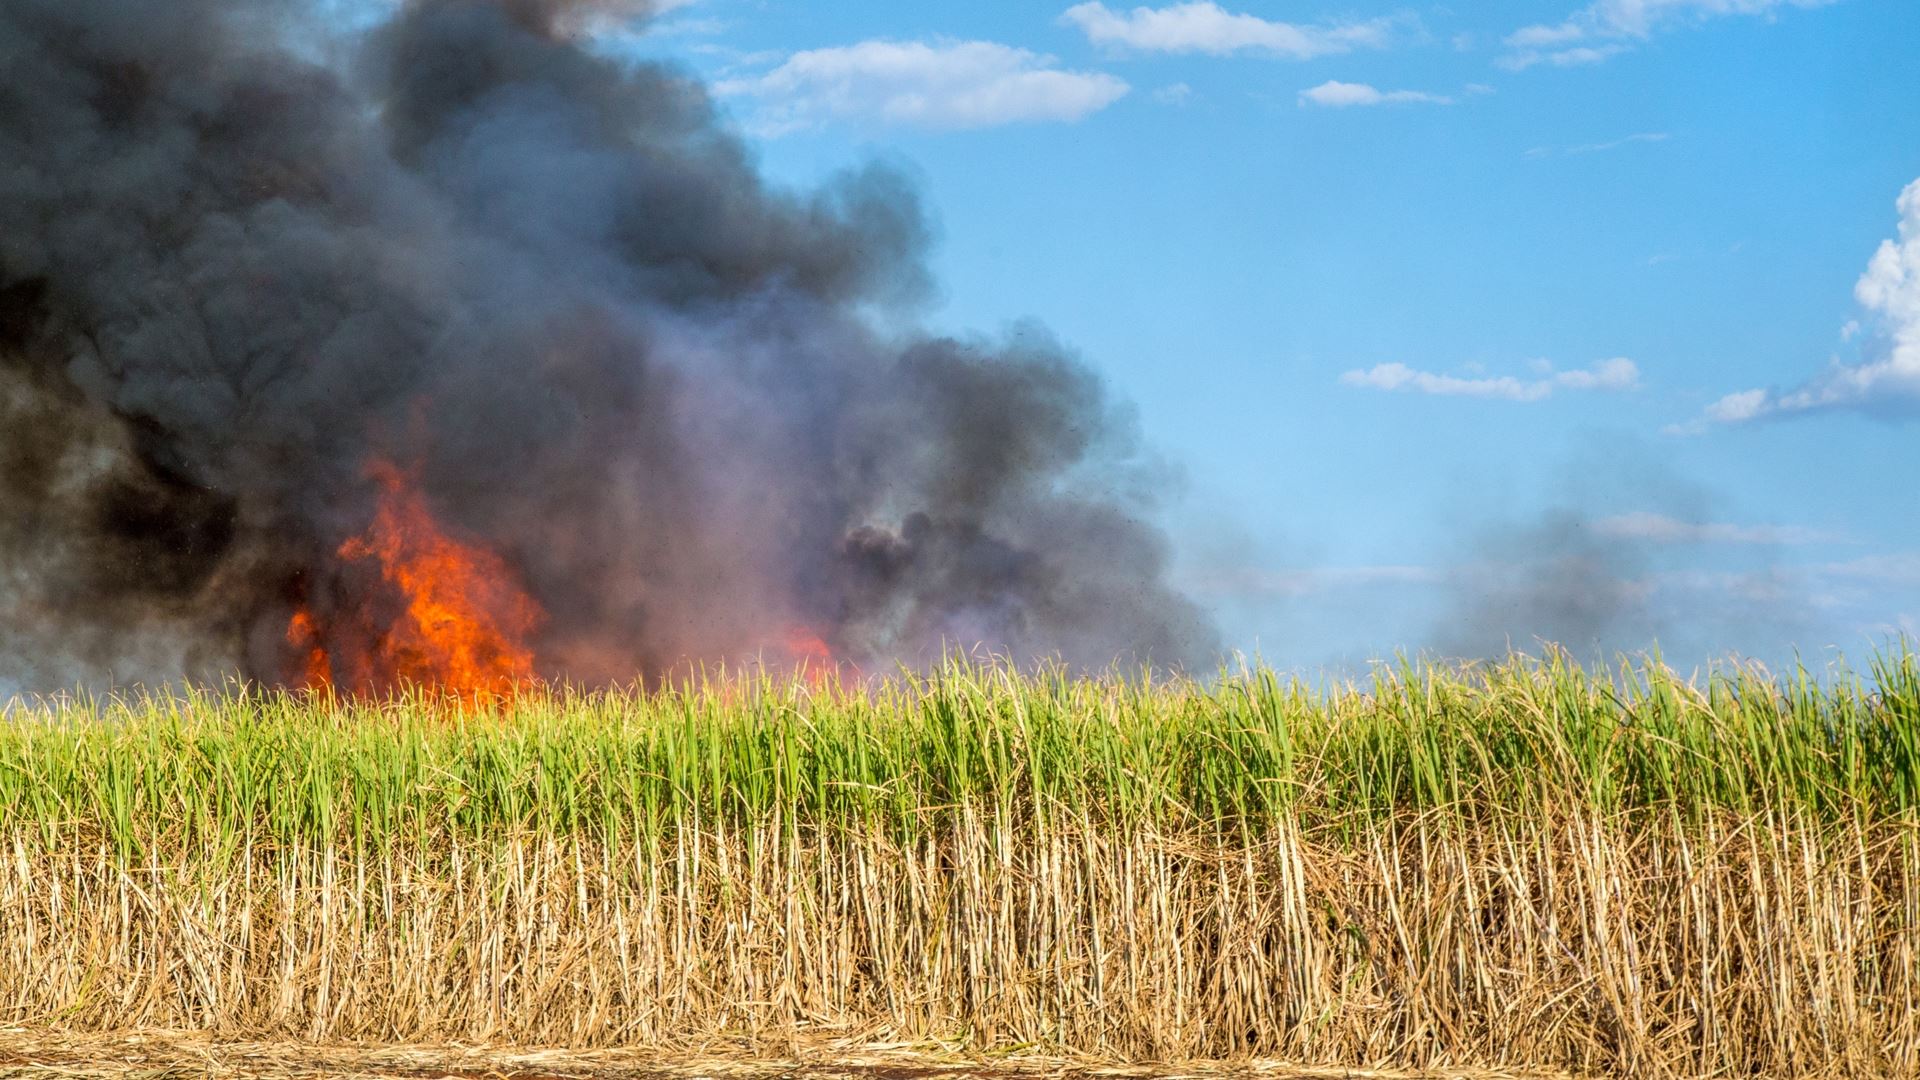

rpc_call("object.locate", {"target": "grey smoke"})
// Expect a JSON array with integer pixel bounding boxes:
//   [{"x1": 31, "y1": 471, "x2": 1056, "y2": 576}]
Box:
[
  {"x1": 0, "y1": 0, "x2": 1217, "y2": 692},
  {"x1": 1431, "y1": 507, "x2": 1660, "y2": 660},
  {"x1": 1428, "y1": 443, "x2": 1823, "y2": 665}
]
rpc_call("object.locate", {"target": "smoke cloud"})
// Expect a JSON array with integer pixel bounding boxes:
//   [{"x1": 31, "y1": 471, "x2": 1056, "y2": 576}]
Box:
[
  {"x1": 1428, "y1": 445, "x2": 1825, "y2": 665},
  {"x1": 0, "y1": 0, "x2": 1217, "y2": 692}
]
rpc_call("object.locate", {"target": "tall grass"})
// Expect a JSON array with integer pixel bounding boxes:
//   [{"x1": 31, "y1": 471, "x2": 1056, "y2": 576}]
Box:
[{"x1": 0, "y1": 649, "x2": 1915, "y2": 1076}]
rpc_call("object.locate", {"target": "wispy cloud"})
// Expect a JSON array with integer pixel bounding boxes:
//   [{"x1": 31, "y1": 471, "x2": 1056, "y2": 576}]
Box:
[
  {"x1": 716, "y1": 40, "x2": 1129, "y2": 133},
  {"x1": 1497, "y1": 43, "x2": 1628, "y2": 71},
  {"x1": 1676, "y1": 176, "x2": 1920, "y2": 430},
  {"x1": 1822, "y1": 553, "x2": 1920, "y2": 587},
  {"x1": 1341, "y1": 357, "x2": 1641, "y2": 401},
  {"x1": 1594, "y1": 512, "x2": 1848, "y2": 546},
  {"x1": 1151, "y1": 81, "x2": 1196, "y2": 105},
  {"x1": 1193, "y1": 564, "x2": 1444, "y2": 598},
  {"x1": 1570, "y1": 131, "x2": 1671, "y2": 154},
  {"x1": 1195, "y1": 537, "x2": 1920, "y2": 662},
  {"x1": 1527, "y1": 131, "x2": 1671, "y2": 157},
  {"x1": 1060, "y1": 2, "x2": 1400, "y2": 59},
  {"x1": 1297, "y1": 80, "x2": 1454, "y2": 108},
  {"x1": 1865, "y1": 612, "x2": 1920, "y2": 640},
  {"x1": 637, "y1": 14, "x2": 729, "y2": 38},
  {"x1": 1500, "y1": 0, "x2": 1837, "y2": 70}
]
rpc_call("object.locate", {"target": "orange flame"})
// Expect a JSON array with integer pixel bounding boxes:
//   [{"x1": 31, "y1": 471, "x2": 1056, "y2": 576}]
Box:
[
  {"x1": 287, "y1": 609, "x2": 334, "y2": 689},
  {"x1": 784, "y1": 625, "x2": 834, "y2": 666},
  {"x1": 289, "y1": 459, "x2": 543, "y2": 701},
  {"x1": 783, "y1": 625, "x2": 856, "y2": 688}
]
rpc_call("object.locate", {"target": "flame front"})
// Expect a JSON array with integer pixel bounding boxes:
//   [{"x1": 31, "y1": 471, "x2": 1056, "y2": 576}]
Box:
[
  {"x1": 287, "y1": 609, "x2": 334, "y2": 688},
  {"x1": 289, "y1": 460, "x2": 543, "y2": 700},
  {"x1": 784, "y1": 626, "x2": 833, "y2": 666},
  {"x1": 783, "y1": 625, "x2": 857, "y2": 688}
]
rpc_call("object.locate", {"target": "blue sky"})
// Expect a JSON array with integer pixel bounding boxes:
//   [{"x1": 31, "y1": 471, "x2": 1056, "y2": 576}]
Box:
[{"x1": 614, "y1": 0, "x2": 1919, "y2": 670}]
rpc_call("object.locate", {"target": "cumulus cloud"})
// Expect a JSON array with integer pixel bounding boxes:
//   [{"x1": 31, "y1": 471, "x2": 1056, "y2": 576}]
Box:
[
  {"x1": 1341, "y1": 357, "x2": 1641, "y2": 401},
  {"x1": 1594, "y1": 512, "x2": 1847, "y2": 546},
  {"x1": 716, "y1": 39, "x2": 1129, "y2": 132},
  {"x1": 1060, "y1": 2, "x2": 1398, "y2": 59},
  {"x1": 1679, "y1": 177, "x2": 1920, "y2": 429},
  {"x1": 1298, "y1": 80, "x2": 1454, "y2": 108},
  {"x1": 1500, "y1": 0, "x2": 1835, "y2": 69}
]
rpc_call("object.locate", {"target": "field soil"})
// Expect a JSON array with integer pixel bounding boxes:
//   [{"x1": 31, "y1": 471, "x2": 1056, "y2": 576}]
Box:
[{"x1": 0, "y1": 1031, "x2": 1561, "y2": 1080}]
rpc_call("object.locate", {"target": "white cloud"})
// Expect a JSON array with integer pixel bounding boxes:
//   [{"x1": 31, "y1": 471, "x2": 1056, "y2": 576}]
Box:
[
  {"x1": 1823, "y1": 553, "x2": 1920, "y2": 588},
  {"x1": 1298, "y1": 80, "x2": 1454, "y2": 108},
  {"x1": 1501, "y1": 0, "x2": 1836, "y2": 69},
  {"x1": 1595, "y1": 512, "x2": 1847, "y2": 546},
  {"x1": 1567, "y1": 131, "x2": 1670, "y2": 154},
  {"x1": 1555, "y1": 357, "x2": 1644, "y2": 390},
  {"x1": 1705, "y1": 388, "x2": 1771, "y2": 421},
  {"x1": 1496, "y1": 43, "x2": 1629, "y2": 70},
  {"x1": 1507, "y1": 21, "x2": 1588, "y2": 47},
  {"x1": 1152, "y1": 81, "x2": 1195, "y2": 105},
  {"x1": 1341, "y1": 357, "x2": 1641, "y2": 401},
  {"x1": 1060, "y1": 2, "x2": 1398, "y2": 59},
  {"x1": 1679, "y1": 177, "x2": 1920, "y2": 428},
  {"x1": 716, "y1": 40, "x2": 1129, "y2": 132}
]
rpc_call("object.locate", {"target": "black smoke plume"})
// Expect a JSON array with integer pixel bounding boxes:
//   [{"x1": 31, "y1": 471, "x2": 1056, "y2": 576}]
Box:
[{"x1": 0, "y1": 0, "x2": 1216, "y2": 692}]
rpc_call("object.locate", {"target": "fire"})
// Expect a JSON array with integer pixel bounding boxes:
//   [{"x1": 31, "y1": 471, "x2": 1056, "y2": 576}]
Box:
[
  {"x1": 784, "y1": 626, "x2": 834, "y2": 666},
  {"x1": 289, "y1": 459, "x2": 543, "y2": 700},
  {"x1": 286, "y1": 608, "x2": 334, "y2": 689},
  {"x1": 783, "y1": 625, "x2": 854, "y2": 687}
]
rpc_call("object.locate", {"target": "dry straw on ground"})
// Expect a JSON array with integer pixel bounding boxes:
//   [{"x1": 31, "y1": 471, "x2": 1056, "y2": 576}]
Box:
[
  {"x1": 0, "y1": 653, "x2": 1915, "y2": 1078},
  {"x1": 0, "y1": 1029, "x2": 1560, "y2": 1080}
]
